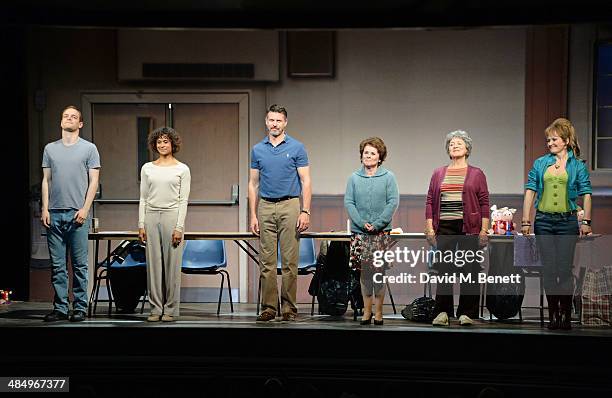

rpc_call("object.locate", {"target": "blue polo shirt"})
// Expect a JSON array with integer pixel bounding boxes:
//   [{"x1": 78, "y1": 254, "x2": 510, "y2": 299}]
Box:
[{"x1": 250, "y1": 134, "x2": 309, "y2": 198}]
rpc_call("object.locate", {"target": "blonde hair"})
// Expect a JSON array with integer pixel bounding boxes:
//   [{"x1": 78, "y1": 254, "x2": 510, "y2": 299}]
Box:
[{"x1": 545, "y1": 118, "x2": 581, "y2": 158}]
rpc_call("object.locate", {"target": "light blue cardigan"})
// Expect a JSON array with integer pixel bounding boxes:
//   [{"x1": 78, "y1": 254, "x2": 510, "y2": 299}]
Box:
[{"x1": 344, "y1": 166, "x2": 399, "y2": 234}]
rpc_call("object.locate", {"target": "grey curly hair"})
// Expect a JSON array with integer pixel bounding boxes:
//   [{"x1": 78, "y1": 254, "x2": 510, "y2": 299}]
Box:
[{"x1": 445, "y1": 130, "x2": 472, "y2": 159}]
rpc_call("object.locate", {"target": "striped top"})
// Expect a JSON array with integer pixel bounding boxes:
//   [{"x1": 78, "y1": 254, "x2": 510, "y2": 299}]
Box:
[{"x1": 440, "y1": 167, "x2": 467, "y2": 220}]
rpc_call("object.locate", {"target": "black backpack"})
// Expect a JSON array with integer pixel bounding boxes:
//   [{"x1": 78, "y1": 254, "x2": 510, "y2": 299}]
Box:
[
  {"x1": 108, "y1": 241, "x2": 147, "y2": 313},
  {"x1": 309, "y1": 241, "x2": 362, "y2": 316},
  {"x1": 401, "y1": 296, "x2": 437, "y2": 322},
  {"x1": 486, "y1": 242, "x2": 525, "y2": 320}
]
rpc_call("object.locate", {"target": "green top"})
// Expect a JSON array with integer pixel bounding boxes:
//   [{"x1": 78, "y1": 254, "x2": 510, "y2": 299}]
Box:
[{"x1": 537, "y1": 169, "x2": 569, "y2": 213}]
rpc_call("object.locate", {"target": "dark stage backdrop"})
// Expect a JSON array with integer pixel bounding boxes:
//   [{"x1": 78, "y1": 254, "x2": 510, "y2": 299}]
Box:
[{"x1": 1, "y1": 26, "x2": 29, "y2": 301}]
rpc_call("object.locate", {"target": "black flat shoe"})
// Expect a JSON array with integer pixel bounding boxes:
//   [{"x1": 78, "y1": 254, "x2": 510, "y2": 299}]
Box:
[
  {"x1": 547, "y1": 312, "x2": 560, "y2": 330},
  {"x1": 70, "y1": 310, "x2": 86, "y2": 322},
  {"x1": 43, "y1": 310, "x2": 68, "y2": 323},
  {"x1": 360, "y1": 315, "x2": 372, "y2": 325},
  {"x1": 560, "y1": 312, "x2": 572, "y2": 330}
]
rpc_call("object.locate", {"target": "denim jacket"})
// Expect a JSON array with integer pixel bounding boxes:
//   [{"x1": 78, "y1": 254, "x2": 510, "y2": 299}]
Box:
[{"x1": 525, "y1": 149, "x2": 592, "y2": 211}]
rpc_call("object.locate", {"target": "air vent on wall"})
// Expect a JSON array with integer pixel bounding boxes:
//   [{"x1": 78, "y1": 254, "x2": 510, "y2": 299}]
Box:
[
  {"x1": 143, "y1": 63, "x2": 255, "y2": 79},
  {"x1": 118, "y1": 29, "x2": 278, "y2": 81}
]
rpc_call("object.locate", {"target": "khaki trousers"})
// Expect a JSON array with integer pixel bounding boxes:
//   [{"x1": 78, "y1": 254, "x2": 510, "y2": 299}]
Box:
[
  {"x1": 144, "y1": 209, "x2": 184, "y2": 316},
  {"x1": 258, "y1": 197, "x2": 300, "y2": 315}
]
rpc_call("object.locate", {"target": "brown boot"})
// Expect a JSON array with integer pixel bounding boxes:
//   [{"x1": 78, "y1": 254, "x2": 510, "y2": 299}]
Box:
[
  {"x1": 559, "y1": 295, "x2": 572, "y2": 330},
  {"x1": 546, "y1": 295, "x2": 559, "y2": 330}
]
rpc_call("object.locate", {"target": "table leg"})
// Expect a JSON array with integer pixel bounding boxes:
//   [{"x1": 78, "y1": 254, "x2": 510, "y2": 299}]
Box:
[
  {"x1": 87, "y1": 238, "x2": 100, "y2": 318},
  {"x1": 257, "y1": 277, "x2": 261, "y2": 316},
  {"x1": 234, "y1": 240, "x2": 259, "y2": 265},
  {"x1": 232, "y1": 240, "x2": 260, "y2": 314},
  {"x1": 106, "y1": 241, "x2": 112, "y2": 317}
]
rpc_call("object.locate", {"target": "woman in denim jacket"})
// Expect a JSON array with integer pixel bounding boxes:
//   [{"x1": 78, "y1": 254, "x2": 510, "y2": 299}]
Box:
[{"x1": 522, "y1": 118, "x2": 593, "y2": 330}]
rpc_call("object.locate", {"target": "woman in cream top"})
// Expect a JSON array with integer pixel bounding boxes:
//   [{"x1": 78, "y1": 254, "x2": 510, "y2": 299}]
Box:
[{"x1": 138, "y1": 127, "x2": 191, "y2": 322}]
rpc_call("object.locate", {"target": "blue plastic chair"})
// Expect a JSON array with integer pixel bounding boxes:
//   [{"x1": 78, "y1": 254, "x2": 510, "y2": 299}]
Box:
[
  {"x1": 181, "y1": 240, "x2": 234, "y2": 315},
  {"x1": 115, "y1": 250, "x2": 146, "y2": 267},
  {"x1": 256, "y1": 238, "x2": 318, "y2": 315},
  {"x1": 278, "y1": 237, "x2": 317, "y2": 275}
]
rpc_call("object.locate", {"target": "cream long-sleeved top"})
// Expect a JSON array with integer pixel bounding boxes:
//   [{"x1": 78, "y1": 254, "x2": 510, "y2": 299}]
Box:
[{"x1": 138, "y1": 161, "x2": 191, "y2": 232}]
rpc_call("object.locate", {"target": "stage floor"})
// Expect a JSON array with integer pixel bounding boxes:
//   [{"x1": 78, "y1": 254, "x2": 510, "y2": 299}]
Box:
[
  {"x1": 2, "y1": 302, "x2": 612, "y2": 397},
  {"x1": 1, "y1": 301, "x2": 612, "y2": 336}
]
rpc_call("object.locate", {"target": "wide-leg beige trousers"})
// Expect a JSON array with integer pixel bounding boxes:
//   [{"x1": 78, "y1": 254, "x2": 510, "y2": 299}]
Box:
[{"x1": 144, "y1": 209, "x2": 184, "y2": 317}]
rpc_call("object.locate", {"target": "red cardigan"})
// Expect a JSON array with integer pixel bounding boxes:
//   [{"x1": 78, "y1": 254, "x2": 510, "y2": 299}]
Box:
[{"x1": 425, "y1": 165, "x2": 490, "y2": 234}]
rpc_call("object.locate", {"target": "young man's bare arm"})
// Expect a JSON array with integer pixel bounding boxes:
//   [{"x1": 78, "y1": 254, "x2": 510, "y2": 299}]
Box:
[
  {"x1": 74, "y1": 168, "x2": 100, "y2": 224},
  {"x1": 41, "y1": 168, "x2": 51, "y2": 227}
]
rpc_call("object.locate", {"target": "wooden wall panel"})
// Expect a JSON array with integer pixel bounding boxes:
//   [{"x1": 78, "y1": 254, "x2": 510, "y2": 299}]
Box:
[
  {"x1": 310, "y1": 194, "x2": 611, "y2": 234},
  {"x1": 524, "y1": 26, "x2": 569, "y2": 181}
]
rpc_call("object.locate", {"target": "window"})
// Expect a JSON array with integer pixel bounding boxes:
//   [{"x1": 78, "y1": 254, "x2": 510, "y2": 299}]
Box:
[{"x1": 594, "y1": 42, "x2": 612, "y2": 169}]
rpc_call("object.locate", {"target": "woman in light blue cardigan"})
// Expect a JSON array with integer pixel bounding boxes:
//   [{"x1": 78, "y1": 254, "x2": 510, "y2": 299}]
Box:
[{"x1": 344, "y1": 137, "x2": 399, "y2": 325}]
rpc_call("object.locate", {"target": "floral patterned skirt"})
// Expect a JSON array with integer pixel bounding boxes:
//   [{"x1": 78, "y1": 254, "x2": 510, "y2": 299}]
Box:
[{"x1": 349, "y1": 231, "x2": 395, "y2": 272}]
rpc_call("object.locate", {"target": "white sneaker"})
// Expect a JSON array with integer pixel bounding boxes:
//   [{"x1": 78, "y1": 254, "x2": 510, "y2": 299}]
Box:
[
  {"x1": 459, "y1": 315, "x2": 474, "y2": 326},
  {"x1": 432, "y1": 312, "x2": 449, "y2": 326}
]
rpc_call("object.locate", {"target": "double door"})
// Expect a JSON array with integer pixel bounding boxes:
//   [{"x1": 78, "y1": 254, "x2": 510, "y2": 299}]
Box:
[{"x1": 89, "y1": 99, "x2": 245, "y2": 302}]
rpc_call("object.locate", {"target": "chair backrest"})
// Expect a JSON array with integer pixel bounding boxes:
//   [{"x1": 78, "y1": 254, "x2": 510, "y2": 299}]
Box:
[
  {"x1": 276, "y1": 238, "x2": 317, "y2": 270},
  {"x1": 116, "y1": 253, "x2": 146, "y2": 267},
  {"x1": 110, "y1": 241, "x2": 146, "y2": 268},
  {"x1": 182, "y1": 240, "x2": 227, "y2": 270}
]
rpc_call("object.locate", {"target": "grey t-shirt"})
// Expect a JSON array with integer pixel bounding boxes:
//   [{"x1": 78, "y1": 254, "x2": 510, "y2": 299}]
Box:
[{"x1": 42, "y1": 138, "x2": 101, "y2": 210}]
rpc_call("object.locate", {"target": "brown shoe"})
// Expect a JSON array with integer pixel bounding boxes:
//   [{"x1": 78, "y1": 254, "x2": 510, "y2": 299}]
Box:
[
  {"x1": 147, "y1": 314, "x2": 161, "y2": 322},
  {"x1": 161, "y1": 314, "x2": 175, "y2": 322},
  {"x1": 281, "y1": 312, "x2": 297, "y2": 322},
  {"x1": 256, "y1": 311, "x2": 276, "y2": 322}
]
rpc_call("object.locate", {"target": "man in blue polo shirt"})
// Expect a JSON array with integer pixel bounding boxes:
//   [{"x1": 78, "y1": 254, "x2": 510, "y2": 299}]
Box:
[{"x1": 249, "y1": 104, "x2": 312, "y2": 322}]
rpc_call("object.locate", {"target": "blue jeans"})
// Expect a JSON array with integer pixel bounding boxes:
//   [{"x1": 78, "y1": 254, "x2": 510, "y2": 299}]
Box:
[
  {"x1": 534, "y1": 211, "x2": 578, "y2": 296},
  {"x1": 46, "y1": 210, "x2": 90, "y2": 314}
]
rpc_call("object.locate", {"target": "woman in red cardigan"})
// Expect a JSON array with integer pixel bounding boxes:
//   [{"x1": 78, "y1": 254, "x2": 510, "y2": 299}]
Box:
[{"x1": 425, "y1": 130, "x2": 490, "y2": 326}]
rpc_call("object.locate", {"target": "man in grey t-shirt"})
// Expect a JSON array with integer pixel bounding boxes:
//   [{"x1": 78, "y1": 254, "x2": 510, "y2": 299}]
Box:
[{"x1": 41, "y1": 105, "x2": 100, "y2": 322}]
